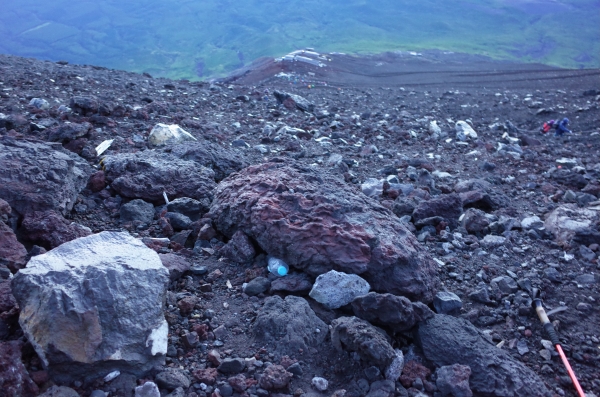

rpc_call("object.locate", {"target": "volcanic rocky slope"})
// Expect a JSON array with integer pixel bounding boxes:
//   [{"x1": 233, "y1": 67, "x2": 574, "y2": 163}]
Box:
[{"x1": 0, "y1": 52, "x2": 599, "y2": 397}]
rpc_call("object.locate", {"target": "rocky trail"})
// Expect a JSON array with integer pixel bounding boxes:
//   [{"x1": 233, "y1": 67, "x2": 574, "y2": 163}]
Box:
[{"x1": 0, "y1": 51, "x2": 599, "y2": 397}]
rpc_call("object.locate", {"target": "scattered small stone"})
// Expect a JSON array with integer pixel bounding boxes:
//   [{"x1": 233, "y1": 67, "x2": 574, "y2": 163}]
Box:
[{"x1": 311, "y1": 377, "x2": 328, "y2": 391}]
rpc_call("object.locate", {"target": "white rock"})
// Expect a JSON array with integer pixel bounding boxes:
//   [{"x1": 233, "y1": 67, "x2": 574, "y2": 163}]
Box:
[
  {"x1": 455, "y1": 121, "x2": 478, "y2": 141},
  {"x1": 309, "y1": 270, "x2": 370, "y2": 309},
  {"x1": 544, "y1": 204, "x2": 598, "y2": 244},
  {"x1": 385, "y1": 349, "x2": 405, "y2": 381},
  {"x1": 361, "y1": 178, "x2": 383, "y2": 198},
  {"x1": 429, "y1": 120, "x2": 441, "y2": 138},
  {"x1": 135, "y1": 382, "x2": 160, "y2": 397},
  {"x1": 312, "y1": 376, "x2": 329, "y2": 391},
  {"x1": 148, "y1": 123, "x2": 197, "y2": 146},
  {"x1": 521, "y1": 216, "x2": 543, "y2": 230},
  {"x1": 480, "y1": 235, "x2": 506, "y2": 248}
]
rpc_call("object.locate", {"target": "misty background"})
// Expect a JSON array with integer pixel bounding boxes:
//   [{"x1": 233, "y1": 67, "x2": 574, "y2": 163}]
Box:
[{"x1": 1, "y1": 0, "x2": 598, "y2": 80}]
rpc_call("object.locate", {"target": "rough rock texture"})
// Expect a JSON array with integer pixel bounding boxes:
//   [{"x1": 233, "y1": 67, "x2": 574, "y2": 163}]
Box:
[
  {"x1": 0, "y1": 219, "x2": 28, "y2": 273},
  {"x1": 351, "y1": 292, "x2": 434, "y2": 332},
  {"x1": 170, "y1": 141, "x2": 249, "y2": 182},
  {"x1": 159, "y1": 253, "x2": 191, "y2": 281},
  {"x1": 309, "y1": 270, "x2": 370, "y2": 309},
  {"x1": 38, "y1": 385, "x2": 80, "y2": 397},
  {"x1": 120, "y1": 199, "x2": 155, "y2": 227},
  {"x1": 412, "y1": 193, "x2": 463, "y2": 229},
  {"x1": 417, "y1": 315, "x2": 551, "y2": 397},
  {"x1": 0, "y1": 136, "x2": 91, "y2": 216},
  {"x1": 273, "y1": 90, "x2": 315, "y2": 112},
  {"x1": 544, "y1": 204, "x2": 599, "y2": 245},
  {"x1": 148, "y1": 123, "x2": 197, "y2": 147},
  {"x1": 11, "y1": 231, "x2": 170, "y2": 384},
  {"x1": 209, "y1": 162, "x2": 438, "y2": 302},
  {"x1": 103, "y1": 150, "x2": 216, "y2": 204},
  {"x1": 0, "y1": 341, "x2": 39, "y2": 397},
  {"x1": 436, "y1": 364, "x2": 473, "y2": 397},
  {"x1": 258, "y1": 364, "x2": 293, "y2": 390},
  {"x1": 219, "y1": 231, "x2": 256, "y2": 264},
  {"x1": 166, "y1": 197, "x2": 209, "y2": 222},
  {"x1": 19, "y1": 210, "x2": 91, "y2": 250},
  {"x1": 252, "y1": 295, "x2": 327, "y2": 356},
  {"x1": 330, "y1": 316, "x2": 396, "y2": 370}
]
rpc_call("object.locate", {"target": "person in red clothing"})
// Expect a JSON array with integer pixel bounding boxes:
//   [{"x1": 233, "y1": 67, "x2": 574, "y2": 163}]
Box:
[{"x1": 540, "y1": 119, "x2": 555, "y2": 134}]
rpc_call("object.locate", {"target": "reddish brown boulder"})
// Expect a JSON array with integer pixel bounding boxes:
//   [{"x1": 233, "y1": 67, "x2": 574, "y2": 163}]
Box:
[
  {"x1": 193, "y1": 368, "x2": 218, "y2": 385},
  {"x1": 209, "y1": 162, "x2": 438, "y2": 302},
  {"x1": 88, "y1": 171, "x2": 106, "y2": 192},
  {"x1": 159, "y1": 253, "x2": 191, "y2": 281},
  {"x1": 0, "y1": 341, "x2": 39, "y2": 396},
  {"x1": 0, "y1": 221, "x2": 27, "y2": 273},
  {"x1": 258, "y1": 364, "x2": 293, "y2": 390},
  {"x1": 19, "y1": 211, "x2": 91, "y2": 249}
]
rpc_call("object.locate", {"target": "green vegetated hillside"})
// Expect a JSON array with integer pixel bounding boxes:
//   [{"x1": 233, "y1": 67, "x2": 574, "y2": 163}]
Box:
[{"x1": 0, "y1": 0, "x2": 598, "y2": 80}]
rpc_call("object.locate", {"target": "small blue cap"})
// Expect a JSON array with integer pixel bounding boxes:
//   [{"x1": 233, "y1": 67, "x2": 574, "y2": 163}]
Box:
[{"x1": 277, "y1": 266, "x2": 288, "y2": 276}]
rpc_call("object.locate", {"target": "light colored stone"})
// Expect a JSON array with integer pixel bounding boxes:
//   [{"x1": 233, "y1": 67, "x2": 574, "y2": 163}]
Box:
[
  {"x1": 521, "y1": 216, "x2": 543, "y2": 230},
  {"x1": 11, "y1": 231, "x2": 169, "y2": 384},
  {"x1": 544, "y1": 204, "x2": 598, "y2": 244},
  {"x1": 480, "y1": 235, "x2": 506, "y2": 248},
  {"x1": 148, "y1": 124, "x2": 197, "y2": 146},
  {"x1": 312, "y1": 376, "x2": 329, "y2": 391},
  {"x1": 434, "y1": 291, "x2": 463, "y2": 314},
  {"x1": 455, "y1": 121, "x2": 477, "y2": 141},
  {"x1": 309, "y1": 270, "x2": 370, "y2": 309}
]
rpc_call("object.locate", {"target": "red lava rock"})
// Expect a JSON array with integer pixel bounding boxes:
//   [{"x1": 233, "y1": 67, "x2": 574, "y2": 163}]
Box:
[
  {"x1": 209, "y1": 162, "x2": 438, "y2": 302},
  {"x1": 159, "y1": 253, "x2": 191, "y2": 281},
  {"x1": 228, "y1": 374, "x2": 248, "y2": 392},
  {"x1": 206, "y1": 269, "x2": 223, "y2": 283},
  {"x1": 30, "y1": 370, "x2": 49, "y2": 386},
  {"x1": 258, "y1": 364, "x2": 293, "y2": 390},
  {"x1": 177, "y1": 296, "x2": 199, "y2": 316},
  {"x1": 280, "y1": 355, "x2": 298, "y2": 369},
  {"x1": 20, "y1": 210, "x2": 91, "y2": 249},
  {"x1": 524, "y1": 329, "x2": 532, "y2": 337},
  {"x1": 400, "y1": 361, "x2": 431, "y2": 388},
  {"x1": 0, "y1": 220, "x2": 28, "y2": 273},
  {"x1": 193, "y1": 324, "x2": 210, "y2": 340},
  {"x1": 0, "y1": 341, "x2": 39, "y2": 396},
  {"x1": 159, "y1": 216, "x2": 174, "y2": 237},
  {"x1": 87, "y1": 171, "x2": 106, "y2": 192},
  {"x1": 193, "y1": 368, "x2": 218, "y2": 385}
]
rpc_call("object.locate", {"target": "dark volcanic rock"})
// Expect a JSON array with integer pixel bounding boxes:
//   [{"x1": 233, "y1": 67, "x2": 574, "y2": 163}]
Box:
[
  {"x1": 219, "y1": 230, "x2": 256, "y2": 264},
  {"x1": 166, "y1": 197, "x2": 209, "y2": 221},
  {"x1": 120, "y1": 199, "x2": 155, "y2": 226},
  {"x1": 47, "y1": 122, "x2": 92, "y2": 142},
  {"x1": 412, "y1": 193, "x2": 463, "y2": 229},
  {"x1": 0, "y1": 136, "x2": 91, "y2": 216},
  {"x1": 19, "y1": 210, "x2": 91, "y2": 249},
  {"x1": 209, "y1": 162, "x2": 438, "y2": 302},
  {"x1": 417, "y1": 314, "x2": 551, "y2": 397},
  {"x1": 171, "y1": 141, "x2": 249, "y2": 182},
  {"x1": 252, "y1": 295, "x2": 327, "y2": 355},
  {"x1": 330, "y1": 316, "x2": 396, "y2": 369},
  {"x1": 273, "y1": 90, "x2": 315, "y2": 112},
  {"x1": 103, "y1": 150, "x2": 216, "y2": 204},
  {"x1": 270, "y1": 273, "x2": 313, "y2": 294},
  {"x1": 159, "y1": 253, "x2": 191, "y2": 281},
  {"x1": 351, "y1": 292, "x2": 434, "y2": 332},
  {"x1": 0, "y1": 341, "x2": 39, "y2": 396}
]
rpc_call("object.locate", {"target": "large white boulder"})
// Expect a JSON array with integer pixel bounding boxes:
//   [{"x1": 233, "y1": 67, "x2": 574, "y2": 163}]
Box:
[
  {"x1": 455, "y1": 121, "x2": 478, "y2": 141},
  {"x1": 148, "y1": 123, "x2": 197, "y2": 146},
  {"x1": 11, "y1": 231, "x2": 170, "y2": 384}
]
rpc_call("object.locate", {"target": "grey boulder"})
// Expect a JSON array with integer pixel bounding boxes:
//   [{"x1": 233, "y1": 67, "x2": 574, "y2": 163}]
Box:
[
  {"x1": 103, "y1": 150, "x2": 216, "y2": 204},
  {"x1": 0, "y1": 136, "x2": 91, "y2": 216},
  {"x1": 331, "y1": 316, "x2": 397, "y2": 370},
  {"x1": 120, "y1": 199, "x2": 155, "y2": 227},
  {"x1": 252, "y1": 295, "x2": 326, "y2": 356},
  {"x1": 309, "y1": 270, "x2": 370, "y2": 309},
  {"x1": 11, "y1": 231, "x2": 170, "y2": 384},
  {"x1": 417, "y1": 314, "x2": 551, "y2": 397},
  {"x1": 351, "y1": 292, "x2": 434, "y2": 332}
]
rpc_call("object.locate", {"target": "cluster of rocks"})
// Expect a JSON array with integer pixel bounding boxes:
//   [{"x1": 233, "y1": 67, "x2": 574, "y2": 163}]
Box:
[{"x1": 0, "y1": 52, "x2": 599, "y2": 397}]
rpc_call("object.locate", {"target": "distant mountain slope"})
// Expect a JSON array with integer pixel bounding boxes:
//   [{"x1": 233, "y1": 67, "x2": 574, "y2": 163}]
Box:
[{"x1": 0, "y1": 0, "x2": 598, "y2": 80}]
